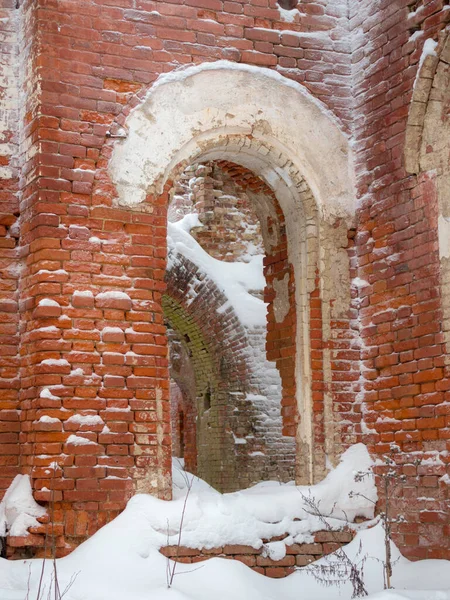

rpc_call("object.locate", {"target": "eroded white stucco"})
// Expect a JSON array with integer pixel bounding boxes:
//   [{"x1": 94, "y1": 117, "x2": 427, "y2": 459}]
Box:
[
  {"x1": 439, "y1": 214, "x2": 450, "y2": 260},
  {"x1": 109, "y1": 61, "x2": 355, "y2": 224}
]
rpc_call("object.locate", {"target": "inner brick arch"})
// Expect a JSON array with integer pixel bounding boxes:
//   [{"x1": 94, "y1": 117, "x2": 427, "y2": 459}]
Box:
[
  {"x1": 165, "y1": 142, "x2": 328, "y2": 486},
  {"x1": 404, "y1": 28, "x2": 450, "y2": 367},
  {"x1": 163, "y1": 249, "x2": 295, "y2": 491},
  {"x1": 163, "y1": 294, "x2": 237, "y2": 492},
  {"x1": 173, "y1": 157, "x2": 300, "y2": 441}
]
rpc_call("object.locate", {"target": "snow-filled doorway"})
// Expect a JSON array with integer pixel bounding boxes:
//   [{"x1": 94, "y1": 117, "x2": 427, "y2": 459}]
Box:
[
  {"x1": 109, "y1": 61, "x2": 357, "y2": 492},
  {"x1": 164, "y1": 161, "x2": 296, "y2": 492}
]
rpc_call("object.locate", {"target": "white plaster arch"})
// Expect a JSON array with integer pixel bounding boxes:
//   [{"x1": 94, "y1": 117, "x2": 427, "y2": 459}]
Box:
[{"x1": 109, "y1": 61, "x2": 356, "y2": 224}]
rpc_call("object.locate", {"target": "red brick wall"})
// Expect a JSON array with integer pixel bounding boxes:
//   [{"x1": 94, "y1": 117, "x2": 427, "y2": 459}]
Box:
[
  {"x1": 182, "y1": 163, "x2": 264, "y2": 263},
  {"x1": 0, "y1": 1, "x2": 23, "y2": 498},
  {"x1": 351, "y1": 0, "x2": 450, "y2": 559},
  {"x1": 160, "y1": 529, "x2": 354, "y2": 578},
  {"x1": 1, "y1": 0, "x2": 449, "y2": 560},
  {"x1": 16, "y1": 190, "x2": 172, "y2": 555}
]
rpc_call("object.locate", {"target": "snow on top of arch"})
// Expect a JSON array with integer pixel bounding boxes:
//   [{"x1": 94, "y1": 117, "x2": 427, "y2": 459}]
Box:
[
  {"x1": 143, "y1": 60, "x2": 346, "y2": 134},
  {"x1": 412, "y1": 38, "x2": 439, "y2": 92},
  {"x1": 418, "y1": 38, "x2": 438, "y2": 70},
  {"x1": 167, "y1": 214, "x2": 267, "y2": 328}
]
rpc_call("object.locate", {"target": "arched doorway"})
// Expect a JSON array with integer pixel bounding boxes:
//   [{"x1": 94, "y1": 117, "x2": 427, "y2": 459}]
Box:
[
  {"x1": 164, "y1": 161, "x2": 297, "y2": 491},
  {"x1": 109, "y1": 62, "x2": 357, "y2": 490}
]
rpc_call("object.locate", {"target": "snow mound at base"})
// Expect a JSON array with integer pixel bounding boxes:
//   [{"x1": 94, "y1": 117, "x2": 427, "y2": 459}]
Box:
[
  {"x1": 0, "y1": 445, "x2": 449, "y2": 600},
  {"x1": 1, "y1": 522, "x2": 449, "y2": 600},
  {"x1": 0, "y1": 475, "x2": 46, "y2": 537},
  {"x1": 166, "y1": 444, "x2": 376, "y2": 550}
]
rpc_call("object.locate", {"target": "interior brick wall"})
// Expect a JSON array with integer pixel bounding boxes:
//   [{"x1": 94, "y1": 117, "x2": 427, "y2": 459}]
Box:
[
  {"x1": 186, "y1": 163, "x2": 264, "y2": 263},
  {"x1": 164, "y1": 245, "x2": 295, "y2": 491},
  {"x1": 211, "y1": 161, "x2": 298, "y2": 438},
  {"x1": 166, "y1": 168, "x2": 296, "y2": 489},
  {"x1": 168, "y1": 335, "x2": 198, "y2": 474}
]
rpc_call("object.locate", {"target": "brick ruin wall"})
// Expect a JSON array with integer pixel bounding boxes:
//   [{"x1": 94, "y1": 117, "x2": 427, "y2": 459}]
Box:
[
  {"x1": 164, "y1": 235, "x2": 296, "y2": 491},
  {"x1": 166, "y1": 162, "x2": 295, "y2": 491},
  {"x1": 169, "y1": 339, "x2": 198, "y2": 474},
  {"x1": 0, "y1": 0, "x2": 448, "y2": 565},
  {"x1": 170, "y1": 163, "x2": 265, "y2": 262},
  {"x1": 351, "y1": 0, "x2": 450, "y2": 559},
  {"x1": 160, "y1": 529, "x2": 355, "y2": 579},
  {"x1": 0, "y1": 2, "x2": 20, "y2": 501}
]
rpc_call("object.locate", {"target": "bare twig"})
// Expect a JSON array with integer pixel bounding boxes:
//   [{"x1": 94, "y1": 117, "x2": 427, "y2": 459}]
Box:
[
  {"x1": 168, "y1": 469, "x2": 194, "y2": 588},
  {"x1": 166, "y1": 519, "x2": 171, "y2": 588},
  {"x1": 59, "y1": 571, "x2": 79, "y2": 599},
  {"x1": 170, "y1": 565, "x2": 204, "y2": 576},
  {"x1": 25, "y1": 564, "x2": 32, "y2": 600},
  {"x1": 33, "y1": 462, "x2": 79, "y2": 600},
  {"x1": 297, "y1": 491, "x2": 368, "y2": 598},
  {"x1": 350, "y1": 448, "x2": 410, "y2": 591},
  {"x1": 50, "y1": 465, "x2": 59, "y2": 600}
]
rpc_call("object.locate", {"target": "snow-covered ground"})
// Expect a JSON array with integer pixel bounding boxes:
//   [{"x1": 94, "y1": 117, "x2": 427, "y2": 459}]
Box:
[{"x1": 0, "y1": 445, "x2": 449, "y2": 600}]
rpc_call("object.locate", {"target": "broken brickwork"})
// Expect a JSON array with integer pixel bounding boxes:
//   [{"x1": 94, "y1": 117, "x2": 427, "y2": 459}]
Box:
[
  {"x1": 165, "y1": 216, "x2": 296, "y2": 490},
  {"x1": 166, "y1": 162, "x2": 295, "y2": 492},
  {"x1": 0, "y1": 0, "x2": 448, "y2": 567},
  {"x1": 160, "y1": 529, "x2": 355, "y2": 579}
]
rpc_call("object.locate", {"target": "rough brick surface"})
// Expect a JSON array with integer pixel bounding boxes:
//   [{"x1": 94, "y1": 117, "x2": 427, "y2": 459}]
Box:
[
  {"x1": 160, "y1": 529, "x2": 354, "y2": 578},
  {"x1": 0, "y1": 2, "x2": 22, "y2": 500},
  {"x1": 0, "y1": 0, "x2": 449, "y2": 562}
]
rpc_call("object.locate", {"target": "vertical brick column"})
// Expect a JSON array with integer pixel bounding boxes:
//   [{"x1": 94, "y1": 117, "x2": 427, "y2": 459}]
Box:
[
  {"x1": 14, "y1": 177, "x2": 172, "y2": 554},
  {"x1": 0, "y1": 2, "x2": 21, "y2": 499},
  {"x1": 350, "y1": 0, "x2": 450, "y2": 559}
]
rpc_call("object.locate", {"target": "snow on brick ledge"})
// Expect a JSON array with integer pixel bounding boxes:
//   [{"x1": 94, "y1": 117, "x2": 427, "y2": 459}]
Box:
[
  {"x1": 33, "y1": 298, "x2": 62, "y2": 318},
  {"x1": 160, "y1": 530, "x2": 355, "y2": 578},
  {"x1": 95, "y1": 291, "x2": 132, "y2": 311}
]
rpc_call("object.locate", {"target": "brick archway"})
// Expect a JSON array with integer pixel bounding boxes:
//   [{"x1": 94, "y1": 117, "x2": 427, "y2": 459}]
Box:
[
  {"x1": 164, "y1": 232, "x2": 295, "y2": 491},
  {"x1": 107, "y1": 64, "x2": 357, "y2": 486}
]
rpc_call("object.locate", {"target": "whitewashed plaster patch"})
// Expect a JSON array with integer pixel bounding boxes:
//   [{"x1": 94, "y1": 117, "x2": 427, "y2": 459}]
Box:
[{"x1": 109, "y1": 61, "x2": 355, "y2": 224}]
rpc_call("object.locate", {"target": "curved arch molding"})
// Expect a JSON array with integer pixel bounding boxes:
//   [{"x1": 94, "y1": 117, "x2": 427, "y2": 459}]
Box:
[{"x1": 109, "y1": 61, "x2": 356, "y2": 224}]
